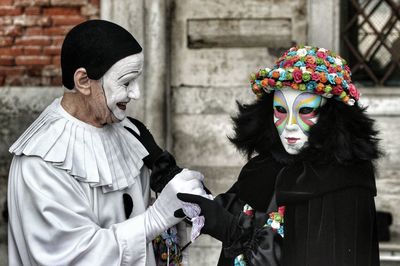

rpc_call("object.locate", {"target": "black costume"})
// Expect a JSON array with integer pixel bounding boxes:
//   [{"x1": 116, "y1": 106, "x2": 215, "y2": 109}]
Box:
[
  {"x1": 127, "y1": 61, "x2": 381, "y2": 265},
  {"x1": 214, "y1": 152, "x2": 379, "y2": 266}
]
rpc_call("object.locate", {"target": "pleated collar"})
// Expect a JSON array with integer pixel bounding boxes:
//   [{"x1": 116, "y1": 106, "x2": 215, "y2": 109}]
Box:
[{"x1": 9, "y1": 97, "x2": 149, "y2": 193}]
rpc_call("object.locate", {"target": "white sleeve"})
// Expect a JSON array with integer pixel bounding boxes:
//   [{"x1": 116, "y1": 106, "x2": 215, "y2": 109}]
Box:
[{"x1": 8, "y1": 156, "x2": 148, "y2": 266}]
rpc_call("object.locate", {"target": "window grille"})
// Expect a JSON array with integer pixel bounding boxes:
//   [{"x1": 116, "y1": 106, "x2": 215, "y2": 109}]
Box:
[{"x1": 341, "y1": 0, "x2": 400, "y2": 86}]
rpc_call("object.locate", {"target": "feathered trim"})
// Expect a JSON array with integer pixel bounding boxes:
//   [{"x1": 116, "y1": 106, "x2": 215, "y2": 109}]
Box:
[{"x1": 229, "y1": 93, "x2": 381, "y2": 165}]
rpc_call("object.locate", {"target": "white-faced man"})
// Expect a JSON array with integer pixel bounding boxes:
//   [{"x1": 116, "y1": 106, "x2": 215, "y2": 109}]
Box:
[{"x1": 7, "y1": 20, "x2": 207, "y2": 265}]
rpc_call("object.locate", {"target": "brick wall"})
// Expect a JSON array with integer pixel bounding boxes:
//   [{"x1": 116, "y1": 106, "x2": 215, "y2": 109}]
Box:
[{"x1": 0, "y1": 0, "x2": 99, "y2": 87}]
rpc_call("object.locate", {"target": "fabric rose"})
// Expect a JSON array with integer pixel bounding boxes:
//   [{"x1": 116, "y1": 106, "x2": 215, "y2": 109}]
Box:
[
  {"x1": 316, "y1": 82, "x2": 324, "y2": 92},
  {"x1": 293, "y1": 69, "x2": 303, "y2": 83},
  {"x1": 328, "y1": 67, "x2": 336, "y2": 73},
  {"x1": 327, "y1": 56, "x2": 335, "y2": 64},
  {"x1": 327, "y1": 73, "x2": 337, "y2": 84},
  {"x1": 348, "y1": 83, "x2": 360, "y2": 100},
  {"x1": 272, "y1": 71, "x2": 280, "y2": 79},
  {"x1": 324, "y1": 85, "x2": 332, "y2": 93},
  {"x1": 297, "y1": 48, "x2": 307, "y2": 57},
  {"x1": 316, "y1": 65, "x2": 328, "y2": 73},
  {"x1": 306, "y1": 81, "x2": 317, "y2": 91},
  {"x1": 317, "y1": 51, "x2": 327, "y2": 59},
  {"x1": 285, "y1": 72, "x2": 293, "y2": 80},
  {"x1": 311, "y1": 72, "x2": 320, "y2": 81},
  {"x1": 341, "y1": 79, "x2": 348, "y2": 89},
  {"x1": 268, "y1": 78, "x2": 276, "y2": 87},
  {"x1": 299, "y1": 84, "x2": 306, "y2": 91},
  {"x1": 261, "y1": 78, "x2": 268, "y2": 87},
  {"x1": 334, "y1": 57, "x2": 342, "y2": 66},
  {"x1": 320, "y1": 72, "x2": 327, "y2": 83},
  {"x1": 291, "y1": 83, "x2": 299, "y2": 90},
  {"x1": 294, "y1": 61, "x2": 306, "y2": 67},
  {"x1": 305, "y1": 55, "x2": 316, "y2": 65},
  {"x1": 331, "y1": 85, "x2": 343, "y2": 95},
  {"x1": 316, "y1": 58, "x2": 324, "y2": 65},
  {"x1": 334, "y1": 76, "x2": 342, "y2": 85},
  {"x1": 283, "y1": 60, "x2": 294, "y2": 68},
  {"x1": 302, "y1": 72, "x2": 311, "y2": 82},
  {"x1": 279, "y1": 70, "x2": 287, "y2": 81}
]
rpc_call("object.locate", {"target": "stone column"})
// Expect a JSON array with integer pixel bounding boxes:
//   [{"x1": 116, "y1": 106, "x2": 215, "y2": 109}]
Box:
[
  {"x1": 101, "y1": 0, "x2": 168, "y2": 147},
  {"x1": 307, "y1": 0, "x2": 340, "y2": 51},
  {"x1": 143, "y1": 0, "x2": 169, "y2": 148},
  {"x1": 101, "y1": 0, "x2": 146, "y2": 121}
]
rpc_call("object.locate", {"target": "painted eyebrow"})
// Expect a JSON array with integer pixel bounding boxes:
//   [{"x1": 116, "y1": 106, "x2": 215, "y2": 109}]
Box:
[{"x1": 117, "y1": 71, "x2": 140, "y2": 81}]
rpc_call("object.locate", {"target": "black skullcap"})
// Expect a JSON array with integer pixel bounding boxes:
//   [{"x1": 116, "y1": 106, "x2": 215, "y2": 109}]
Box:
[{"x1": 61, "y1": 20, "x2": 142, "y2": 89}]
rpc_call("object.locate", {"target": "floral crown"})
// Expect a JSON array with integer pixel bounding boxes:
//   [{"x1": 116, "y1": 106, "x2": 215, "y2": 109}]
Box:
[{"x1": 250, "y1": 45, "x2": 360, "y2": 106}]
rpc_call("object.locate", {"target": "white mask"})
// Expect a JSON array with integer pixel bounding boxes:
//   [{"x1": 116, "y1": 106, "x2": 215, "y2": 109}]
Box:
[
  {"x1": 101, "y1": 53, "x2": 144, "y2": 121},
  {"x1": 273, "y1": 87, "x2": 325, "y2": 155}
]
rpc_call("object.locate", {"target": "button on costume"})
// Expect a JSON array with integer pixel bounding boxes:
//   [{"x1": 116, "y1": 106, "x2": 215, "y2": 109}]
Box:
[
  {"x1": 7, "y1": 20, "x2": 207, "y2": 266},
  {"x1": 153, "y1": 46, "x2": 381, "y2": 266}
]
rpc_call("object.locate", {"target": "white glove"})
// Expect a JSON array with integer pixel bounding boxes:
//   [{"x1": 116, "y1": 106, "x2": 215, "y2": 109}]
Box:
[{"x1": 144, "y1": 169, "x2": 207, "y2": 242}]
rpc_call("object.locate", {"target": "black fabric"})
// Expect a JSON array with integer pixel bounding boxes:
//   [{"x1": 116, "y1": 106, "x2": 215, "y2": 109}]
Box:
[
  {"x1": 150, "y1": 151, "x2": 182, "y2": 193},
  {"x1": 215, "y1": 154, "x2": 379, "y2": 266},
  {"x1": 122, "y1": 193, "x2": 133, "y2": 219},
  {"x1": 236, "y1": 155, "x2": 283, "y2": 212},
  {"x1": 61, "y1": 20, "x2": 142, "y2": 89},
  {"x1": 274, "y1": 160, "x2": 379, "y2": 266},
  {"x1": 125, "y1": 117, "x2": 164, "y2": 169},
  {"x1": 213, "y1": 188, "x2": 282, "y2": 266},
  {"x1": 376, "y1": 211, "x2": 392, "y2": 241},
  {"x1": 177, "y1": 193, "x2": 239, "y2": 244}
]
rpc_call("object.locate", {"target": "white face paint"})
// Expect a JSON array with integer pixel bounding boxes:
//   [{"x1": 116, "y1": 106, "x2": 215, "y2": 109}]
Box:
[
  {"x1": 101, "y1": 53, "x2": 144, "y2": 121},
  {"x1": 273, "y1": 87, "x2": 325, "y2": 154}
]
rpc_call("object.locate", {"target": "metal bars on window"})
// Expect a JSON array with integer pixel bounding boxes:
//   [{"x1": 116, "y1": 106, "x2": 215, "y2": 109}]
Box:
[{"x1": 341, "y1": 0, "x2": 400, "y2": 86}]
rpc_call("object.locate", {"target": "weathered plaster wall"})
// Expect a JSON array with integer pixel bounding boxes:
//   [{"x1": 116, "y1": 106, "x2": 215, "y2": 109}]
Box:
[
  {"x1": 0, "y1": 86, "x2": 63, "y2": 266},
  {"x1": 169, "y1": 0, "x2": 308, "y2": 264}
]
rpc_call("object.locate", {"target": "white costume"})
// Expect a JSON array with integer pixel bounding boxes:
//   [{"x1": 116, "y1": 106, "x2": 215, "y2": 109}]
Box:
[{"x1": 7, "y1": 98, "x2": 188, "y2": 265}]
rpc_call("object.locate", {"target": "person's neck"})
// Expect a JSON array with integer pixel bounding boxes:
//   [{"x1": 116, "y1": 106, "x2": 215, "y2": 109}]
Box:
[{"x1": 61, "y1": 92, "x2": 105, "y2": 128}]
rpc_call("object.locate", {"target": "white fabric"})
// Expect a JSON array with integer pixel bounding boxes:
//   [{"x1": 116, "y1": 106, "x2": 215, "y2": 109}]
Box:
[
  {"x1": 9, "y1": 97, "x2": 149, "y2": 193},
  {"x1": 144, "y1": 169, "x2": 206, "y2": 242},
  {"x1": 7, "y1": 98, "x2": 188, "y2": 265}
]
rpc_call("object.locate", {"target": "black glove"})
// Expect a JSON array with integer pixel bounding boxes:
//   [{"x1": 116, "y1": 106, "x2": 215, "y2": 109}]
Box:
[
  {"x1": 124, "y1": 117, "x2": 163, "y2": 169},
  {"x1": 175, "y1": 193, "x2": 238, "y2": 244},
  {"x1": 124, "y1": 118, "x2": 213, "y2": 194}
]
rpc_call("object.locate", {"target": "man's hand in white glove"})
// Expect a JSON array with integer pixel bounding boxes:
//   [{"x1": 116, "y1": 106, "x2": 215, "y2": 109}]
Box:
[{"x1": 144, "y1": 169, "x2": 207, "y2": 242}]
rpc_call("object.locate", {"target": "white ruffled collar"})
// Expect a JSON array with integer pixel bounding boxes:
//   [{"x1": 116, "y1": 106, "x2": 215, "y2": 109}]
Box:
[{"x1": 10, "y1": 97, "x2": 149, "y2": 193}]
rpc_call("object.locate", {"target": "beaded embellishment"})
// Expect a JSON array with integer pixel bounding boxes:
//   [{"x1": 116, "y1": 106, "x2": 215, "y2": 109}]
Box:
[
  {"x1": 233, "y1": 204, "x2": 285, "y2": 265},
  {"x1": 152, "y1": 226, "x2": 183, "y2": 266}
]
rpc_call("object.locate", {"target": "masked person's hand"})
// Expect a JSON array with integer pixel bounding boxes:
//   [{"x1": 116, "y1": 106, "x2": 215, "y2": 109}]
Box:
[
  {"x1": 144, "y1": 169, "x2": 208, "y2": 242},
  {"x1": 174, "y1": 193, "x2": 239, "y2": 244}
]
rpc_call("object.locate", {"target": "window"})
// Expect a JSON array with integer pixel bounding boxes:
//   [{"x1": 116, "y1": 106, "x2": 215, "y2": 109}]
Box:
[{"x1": 341, "y1": 0, "x2": 400, "y2": 86}]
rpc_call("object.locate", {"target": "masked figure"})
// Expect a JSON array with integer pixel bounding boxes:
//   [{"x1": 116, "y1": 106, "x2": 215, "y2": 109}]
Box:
[
  {"x1": 7, "y1": 20, "x2": 209, "y2": 266},
  {"x1": 140, "y1": 46, "x2": 381, "y2": 266}
]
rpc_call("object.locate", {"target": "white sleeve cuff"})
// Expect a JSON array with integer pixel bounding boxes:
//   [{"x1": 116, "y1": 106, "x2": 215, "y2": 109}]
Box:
[{"x1": 113, "y1": 213, "x2": 147, "y2": 266}]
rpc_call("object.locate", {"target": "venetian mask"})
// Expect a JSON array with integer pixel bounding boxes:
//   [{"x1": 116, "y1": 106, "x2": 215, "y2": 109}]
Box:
[
  {"x1": 101, "y1": 53, "x2": 144, "y2": 121},
  {"x1": 273, "y1": 87, "x2": 325, "y2": 154}
]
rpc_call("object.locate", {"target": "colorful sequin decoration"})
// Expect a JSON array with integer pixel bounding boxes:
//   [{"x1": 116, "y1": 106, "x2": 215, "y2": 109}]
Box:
[{"x1": 152, "y1": 226, "x2": 183, "y2": 266}]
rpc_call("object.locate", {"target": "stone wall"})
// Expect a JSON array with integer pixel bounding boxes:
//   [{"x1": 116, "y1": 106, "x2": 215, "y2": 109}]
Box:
[
  {"x1": 0, "y1": 0, "x2": 400, "y2": 265},
  {"x1": 0, "y1": 0, "x2": 99, "y2": 86}
]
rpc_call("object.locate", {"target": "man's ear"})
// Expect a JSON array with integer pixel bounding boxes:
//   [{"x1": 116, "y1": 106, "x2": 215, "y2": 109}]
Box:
[{"x1": 73, "y1": 68, "x2": 91, "y2": 96}]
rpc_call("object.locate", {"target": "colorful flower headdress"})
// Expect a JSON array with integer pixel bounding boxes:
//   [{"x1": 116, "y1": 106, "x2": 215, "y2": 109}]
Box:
[{"x1": 250, "y1": 46, "x2": 360, "y2": 106}]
